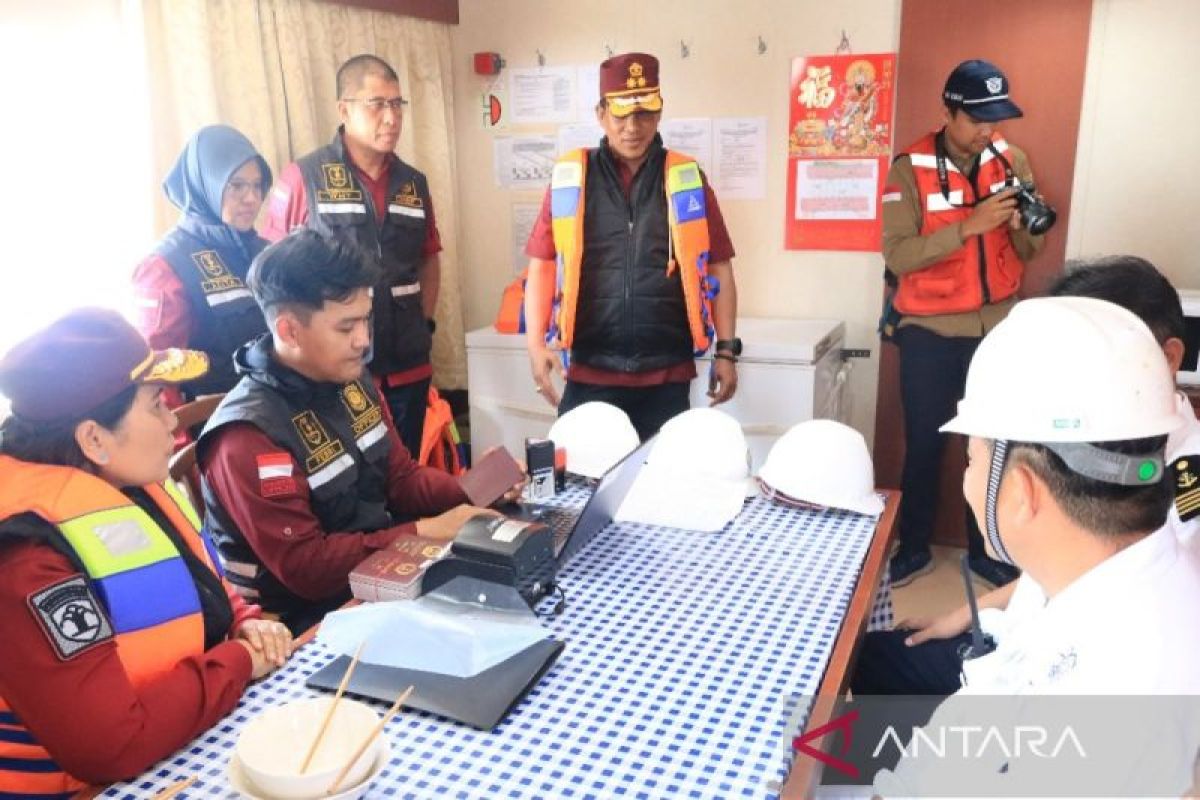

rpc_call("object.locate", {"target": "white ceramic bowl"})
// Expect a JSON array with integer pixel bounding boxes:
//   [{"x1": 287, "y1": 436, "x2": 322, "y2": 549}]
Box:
[
  {"x1": 229, "y1": 738, "x2": 391, "y2": 800},
  {"x1": 235, "y1": 697, "x2": 383, "y2": 799}
]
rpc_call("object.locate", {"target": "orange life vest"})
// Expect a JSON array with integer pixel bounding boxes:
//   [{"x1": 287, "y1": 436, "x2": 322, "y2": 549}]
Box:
[
  {"x1": 494, "y1": 269, "x2": 528, "y2": 334},
  {"x1": 545, "y1": 148, "x2": 717, "y2": 359},
  {"x1": 0, "y1": 456, "x2": 216, "y2": 797},
  {"x1": 893, "y1": 131, "x2": 1024, "y2": 316},
  {"x1": 418, "y1": 387, "x2": 464, "y2": 475}
]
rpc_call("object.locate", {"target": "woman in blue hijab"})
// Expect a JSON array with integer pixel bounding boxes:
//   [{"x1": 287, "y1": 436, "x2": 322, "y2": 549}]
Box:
[{"x1": 132, "y1": 125, "x2": 273, "y2": 402}]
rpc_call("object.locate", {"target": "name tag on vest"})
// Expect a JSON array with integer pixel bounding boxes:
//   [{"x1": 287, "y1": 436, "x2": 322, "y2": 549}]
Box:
[
  {"x1": 926, "y1": 190, "x2": 964, "y2": 212},
  {"x1": 391, "y1": 282, "x2": 421, "y2": 298}
]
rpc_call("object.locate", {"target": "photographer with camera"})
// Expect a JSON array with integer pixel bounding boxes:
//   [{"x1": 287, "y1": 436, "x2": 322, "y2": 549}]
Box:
[{"x1": 882, "y1": 59, "x2": 1050, "y2": 588}]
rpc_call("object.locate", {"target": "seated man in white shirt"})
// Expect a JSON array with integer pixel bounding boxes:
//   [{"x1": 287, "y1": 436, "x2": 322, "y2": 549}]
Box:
[
  {"x1": 852, "y1": 255, "x2": 1199, "y2": 696},
  {"x1": 870, "y1": 295, "x2": 1200, "y2": 797}
]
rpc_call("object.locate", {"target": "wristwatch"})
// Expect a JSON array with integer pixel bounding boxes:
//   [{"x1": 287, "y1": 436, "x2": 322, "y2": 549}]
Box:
[
  {"x1": 715, "y1": 337, "x2": 743, "y2": 356},
  {"x1": 426, "y1": 318, "x2": 438, "y2": 335}
]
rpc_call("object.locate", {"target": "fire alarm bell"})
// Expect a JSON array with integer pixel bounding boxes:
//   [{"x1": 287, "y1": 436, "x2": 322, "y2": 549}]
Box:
[{"x1": 473, "y1": 52, "x2": 504, "y2": 76}]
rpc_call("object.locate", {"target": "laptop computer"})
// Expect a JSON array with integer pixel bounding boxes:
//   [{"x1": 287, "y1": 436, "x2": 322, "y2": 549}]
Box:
[{"x1": 511, "y1": 436, "x2": 653, "y2": 566}]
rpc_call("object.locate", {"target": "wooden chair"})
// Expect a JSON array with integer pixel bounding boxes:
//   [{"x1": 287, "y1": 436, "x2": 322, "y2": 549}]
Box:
[{"x1": 168, "y1": 393, "x2": 224, "y2": 511}]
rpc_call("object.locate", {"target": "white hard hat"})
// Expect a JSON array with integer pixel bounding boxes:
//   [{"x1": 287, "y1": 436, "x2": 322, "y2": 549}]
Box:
[
  {"x1": 940, "y1": 296, "x2": 1180, "y2": 566},
  {"x1": 549, "y1": 402, "x2": 639, "y2": 479},
  {"x1": 758, "y1": 419, "x2": 884, "y2": 517},
  {"x1": 941, "y1": 296, "x2": 1181, "y2": 444},
  {"x1": 616, "y1": 407, "x2": 754, "y2": 532}
]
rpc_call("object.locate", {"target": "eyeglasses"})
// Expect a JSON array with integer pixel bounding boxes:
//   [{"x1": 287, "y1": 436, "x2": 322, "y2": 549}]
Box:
[
  {"x1": 225, "y1": 179, "x2": 265, "y2": 199},
  {"x1": 343, "y1": 96, "x2": 408, "y2": 113}
]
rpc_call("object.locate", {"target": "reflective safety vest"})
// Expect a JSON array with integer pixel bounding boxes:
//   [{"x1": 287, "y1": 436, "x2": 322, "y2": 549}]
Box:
[
  {"x1": 894, "y1": 131, "x2": 1024, "y2": 316},
  {"x1": 0, "y1": 456, "x2": 214, "y2": 798},
  {"x1": 546, "y1": 148, "x2": 717, "y2": 360}
]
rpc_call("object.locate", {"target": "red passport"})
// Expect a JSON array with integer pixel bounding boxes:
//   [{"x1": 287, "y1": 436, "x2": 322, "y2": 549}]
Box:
[
  {"x1": 457, "y1": 447, "x2": 525, "y2": 507},
  {"x1": 349, "y1": 535, "x2": 452, "y2": 602}
]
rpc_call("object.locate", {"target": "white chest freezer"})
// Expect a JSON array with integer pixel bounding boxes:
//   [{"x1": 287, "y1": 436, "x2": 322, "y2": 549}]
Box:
[{"x1": 465, "y1": 317, "x2": 848, "y2": 470}]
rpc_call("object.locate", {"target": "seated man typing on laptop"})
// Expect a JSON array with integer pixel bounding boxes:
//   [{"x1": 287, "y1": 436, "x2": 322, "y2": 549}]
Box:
[{"x1": 198, "y1": 231, "x2": 517, "y2": 634}]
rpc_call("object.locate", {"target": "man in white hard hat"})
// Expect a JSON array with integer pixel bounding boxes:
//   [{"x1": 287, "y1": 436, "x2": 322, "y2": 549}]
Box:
[
  {"x1": 852, "y1": 256, "x2": 1200, "y2": 697},
  {"x1": 867, "y1": 296, "x2": 1200, "y2": 796}
]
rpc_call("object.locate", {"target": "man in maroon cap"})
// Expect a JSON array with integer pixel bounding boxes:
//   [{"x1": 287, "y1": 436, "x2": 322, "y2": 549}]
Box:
[{"x1": 523, "y1": 52, "x2": 740, "y2": 441}]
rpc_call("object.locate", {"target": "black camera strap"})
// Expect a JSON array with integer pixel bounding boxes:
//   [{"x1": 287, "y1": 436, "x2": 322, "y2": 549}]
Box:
[
  {"x1": 933, "y1": 132, "x2": 1018, "y2": 207},
  {"x1": 987, "y1": 142, "x2": 1020, "y2": 190},
  {"x1": 933, "y1": 131, "x2": 973, "y2": 208}
]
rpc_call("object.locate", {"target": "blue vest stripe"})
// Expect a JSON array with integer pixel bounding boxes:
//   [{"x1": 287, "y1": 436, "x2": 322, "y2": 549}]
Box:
[
  {"x1": 550, "y1": 187, "x2": 581, "y2": 219},
  {"x1": 199, "y1": 525, "x2": 224, "y2": 579},
  {"x1": 0, "y1": 757, "x2": 60, "y2": 774},
  {"x1": 0, "y1": 730, "x2": 34, "y2": 745},
  {"x1": 0, "y1": 792, "x2": 74, "y2": 800},
  {"x1": 94, "y1": 559, "x2": 200, "y2": 634}
]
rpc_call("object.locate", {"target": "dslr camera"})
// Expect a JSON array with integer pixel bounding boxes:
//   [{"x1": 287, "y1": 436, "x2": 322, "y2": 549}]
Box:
[{"x1": 1012, "y1": 182, "x2": 1056, "y2": 235}]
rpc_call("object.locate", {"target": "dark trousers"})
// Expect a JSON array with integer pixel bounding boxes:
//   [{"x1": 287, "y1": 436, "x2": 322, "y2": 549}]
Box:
[
  {"x1": 896, "y1": 325, "x2": 987, "y2": 559},
  {"x1": 558, "y1": 380, "x2": 691, "y2": 441},
  {"x1": 383, "y1": 376, "x2": 431, "y2": 460},
  {"x1": 850, "y1": 629, "x2": 970, "y2": 696}
]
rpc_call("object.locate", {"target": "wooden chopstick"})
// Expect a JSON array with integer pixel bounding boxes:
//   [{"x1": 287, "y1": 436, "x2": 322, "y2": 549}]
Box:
[
  {"x1": 326, "y1": 684, "x2": 413, "y2": 795},
  {"x1": 300, "y1": 641, "x2": 365, "y2": 773},
  {"x1": 152, "y1": 776, "x2": 196, "y2": 799}
]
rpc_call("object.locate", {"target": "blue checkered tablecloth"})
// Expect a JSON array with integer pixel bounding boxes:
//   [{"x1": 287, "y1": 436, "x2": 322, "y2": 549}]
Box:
[{"x1": 102, "y1": 486, "x2": 891, "y2": 799}]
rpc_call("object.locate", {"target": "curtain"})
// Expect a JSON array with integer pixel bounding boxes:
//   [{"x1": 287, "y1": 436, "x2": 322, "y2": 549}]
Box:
[{"x1": 131, "y1": 0, "x2": 467, "y2": 387}]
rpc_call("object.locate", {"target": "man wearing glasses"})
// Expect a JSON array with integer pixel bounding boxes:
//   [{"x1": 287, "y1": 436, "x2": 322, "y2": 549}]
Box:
[
  {"x1": 523, "y1": 53, "x2": 740, "y2": 441},
  {"x1": 264, "y1": 54, "x2": 441, "y2": 461}
]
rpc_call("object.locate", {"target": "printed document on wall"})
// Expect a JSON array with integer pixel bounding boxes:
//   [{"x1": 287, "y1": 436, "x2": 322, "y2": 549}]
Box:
[
  {"x1": 493, "y1": 135, "x2": 556, "y2": 190},
  {"x1": 713, "y1": 117, "x2": 767, "y2": 200},
  {"x1": 659, "y1": 118, "x2": 713, "y2": 172},
  {"x1": 508, "y1": 66, "x2": 576, "y2": 124}
]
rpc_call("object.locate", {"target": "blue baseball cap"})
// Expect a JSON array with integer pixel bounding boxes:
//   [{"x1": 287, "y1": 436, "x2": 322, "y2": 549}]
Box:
[{"x1": 942, "y1": 60, "x2": 1023, "y2": 122}]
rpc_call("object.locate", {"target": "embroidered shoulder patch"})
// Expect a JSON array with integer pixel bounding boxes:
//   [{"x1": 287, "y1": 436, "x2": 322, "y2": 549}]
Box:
[
  {"x1": 27, "y1": 576, "x2": 113, "y2": 661},
  {"x1": 1171, "y1": 455, "x2": 1200, "y2": 522}
]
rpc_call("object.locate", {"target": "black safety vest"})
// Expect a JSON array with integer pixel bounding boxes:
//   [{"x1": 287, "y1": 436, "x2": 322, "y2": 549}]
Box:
[
  {"x1": 573, "y1": 140, "x2": 692, "y2": 372},
  {"x1": 295, "y1": 132, "x2": 433, "y2": 375},
  {"x1": 155, "y1": 222, "x2": 268, "y2": 396},
  {"x1": 197, "y1": 337, "x2": 393, "y2": 621}
]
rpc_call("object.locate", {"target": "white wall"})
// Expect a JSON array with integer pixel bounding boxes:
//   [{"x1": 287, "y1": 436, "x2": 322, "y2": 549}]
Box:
[
  {"x1": 449, "y1": 0, "x2": 901, "y2": 442},
  {"x1": 1067, "y1": 0, "x2": 1200, "y2": 289}
]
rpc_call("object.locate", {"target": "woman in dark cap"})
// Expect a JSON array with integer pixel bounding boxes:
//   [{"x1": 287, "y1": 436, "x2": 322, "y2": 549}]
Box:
[
  {"x1": 131, "y1": 125, "x2": 273, "y2": 403},
  {"x1": 0, "y1": 308, "x2": 293, "y2": 795}
]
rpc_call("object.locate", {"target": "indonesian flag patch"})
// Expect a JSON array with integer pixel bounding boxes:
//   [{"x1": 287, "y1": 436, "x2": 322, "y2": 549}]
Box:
[
  {"x1": 257, "y1": 452, "x2": 297, "y2": 498},
  {"x1": 881, "y1": 184, "x2": 903, "y2": 203}
]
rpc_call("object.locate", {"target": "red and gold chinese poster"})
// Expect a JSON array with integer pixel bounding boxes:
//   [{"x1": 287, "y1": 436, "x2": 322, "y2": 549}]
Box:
[{"x1": 785, "y1": 53, "x2": 896, "y2": 251}]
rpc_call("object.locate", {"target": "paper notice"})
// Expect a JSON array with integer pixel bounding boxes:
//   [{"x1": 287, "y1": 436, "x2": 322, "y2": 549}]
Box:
[
  {"x1": 659, "y1": 118, "x2": 713, "y2": 172},
  {"x1": 713, "y1": 117, "x2": 767, "y2": 200},
  {"x1": 557, "y1": 122, "x2": 603, "y2": 155},
  {"x1": 509, "y1": 66, "x2": 576, "y2": 124},
  {"x1": 576, "y1": 64, "x2": 600, "y2": 121},
  {"x1": 493, "y1": 135, "x2": 556, "y2": 190},
  {"x1": 794, "y1": 158, "x2": 879, "y2": 220}
]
